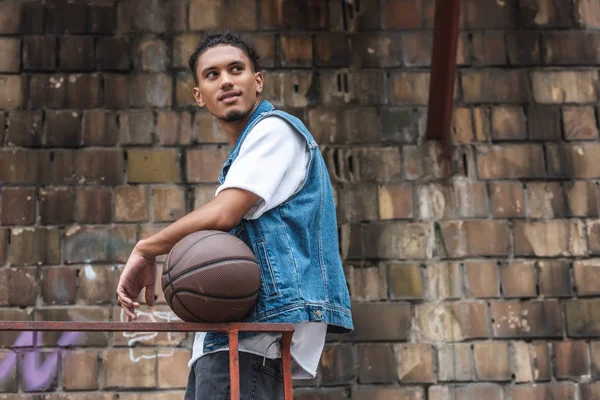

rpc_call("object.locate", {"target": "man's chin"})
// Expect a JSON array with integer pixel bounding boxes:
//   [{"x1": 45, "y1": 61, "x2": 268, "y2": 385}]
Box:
[{"x1": 222, "y1": 106, "x2": 250, "y2": 122}]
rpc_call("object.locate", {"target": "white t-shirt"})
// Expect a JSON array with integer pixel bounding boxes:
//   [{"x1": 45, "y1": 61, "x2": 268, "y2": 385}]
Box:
[{"x1": 188, "y1": 116, "x2": 327, "y2": 379}]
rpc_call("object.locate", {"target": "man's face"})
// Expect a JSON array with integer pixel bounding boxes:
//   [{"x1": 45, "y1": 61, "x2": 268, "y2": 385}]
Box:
[{"x1": 192, "y1": 45, "x2": 263, "y2": 123}]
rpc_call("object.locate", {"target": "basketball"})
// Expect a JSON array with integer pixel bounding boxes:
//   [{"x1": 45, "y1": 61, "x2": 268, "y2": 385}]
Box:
[{"x1": 161, "y1": 230, "x2": 261, "y2": 323}]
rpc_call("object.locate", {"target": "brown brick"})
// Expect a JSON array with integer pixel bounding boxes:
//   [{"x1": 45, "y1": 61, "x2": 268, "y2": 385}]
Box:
[
  {"x1": 336, "y1": 184, "x2": 378, "y2": 223},
  {"x1": 281, "y1": 71, "x2": 314, "y2": 108},
  {"x1": 492, "y1": 107, "x2": 527, "y2": 140},
  {"x1": 454, "y1": 180, "x2": 489, "y2": 218},
  {"x1": 135, "y1": 39, "x2": 168, "y2": 72},
  {"x1": 582, "y1": 382, "x2": 600, "y2": 400},
  {"x1": 507, "y1": 31, "x2": 541, "y2": 65},
  {"x1": 350, "y1": 303, "x2": 411, "y2": 341},
  {"x1": 118, "y1": 0, "x2": 168, "y2": 33},
  {"x1": 362, "y1": 222, "x2": 429, "y2": 259},
  {"x1": 473, "y1": 107, "x2": 491, "y2": 142},
  {"x1": 62, "y1": 350, "x2": 99, "y2": 390},
  {"x1": 548, "y1": 143, "x2": 600, "y2": 179},
  {"x1": 520, "y1": 0, "x2": 572, "y2": 27},
  {"x1": 64, "y1": 226, "x2": 110, "y2": 264},
  {"x1": 0, "y1": 2, "x2": 21, "y2": 34},
  {"x1": 1, "y1": 188, "x2": 36, "y2": 225},
  {"x1": 529, "y1": 343, "x2": 552, "y2": 381},
  {"x1": 77, "y1": 265, "x2": 121, "y2": 305},
  {"x1": 193, "y1": 185, "x2": 219, "y2": 208},
  {"x1": 477, "y1": 144, "x2": 545, "y2": 179},
  {"x1": 192, "y1": 112, "x2": 227, "y2": 144},
  {"x1": 383, "y1": 0, "x2": 421, "y2": 29},
  {"x1": 11, "y1": 228, "x2": 60, "y2": 266},
  {"x1": 90, "y1": 2, "x2": 117, "y2": 33},
  {"x1": 501, "y1": 262, "x2": 537, "y2": 298},
  {"x1": 357, "y1": 344, "x2": 396, "y2": 383},
  {"x1": 575, "y1": 0, "x2": 600, "y2": 28},
  {"x1": 402, "y1": 32, "x2": 432, "y2": 67},
  {"x1": 280, "y1": 35, "x2": 312, "y2": 68},
  {"x1": 259, "y1": 0, "x2": 326, "y2": 30},
  {"x1": 21, "y1": 351, "x2": 58, "y2": 391},
  {"x1": 454, "y1": 108, "x2": 472, "y2": 143},
  {"x1": 158, "y1": 349, "x2": 191, "y2": 388},
  {"x1": 29, "y1": 73, "x2": 102, "y2": 109},
  {"x1": 440, "y1": 220, "x2": 510, "y2": 258},
  {"x1": 186, "y1": 148, "x2": 228, "y2": 183},
  {"x1": 0, "y1": 149, "x2": 50, "y2": 185},
  {"x1": 387, "y1": 263, "x2": 423, "y2": 300},
  {"x1": 538, "y1": 260, "x2": 572, "y2": 297},
  {"x1": 416, "y1": 302, "x2": 489, "y2": 341},
  {"x1": 41, "y1": 267, "x2": 77, "y2": 305},
  {"x1": 0, "y1": 351, "x2": 17, "y2": 391},
  {"x1": 76, "y1": 187, "x2": 112, "y2": 223},
  {"x1": 354, "y1": 387, "x2": 424, "y2": 400},
  {"x1": 21, "y1": 1, "x2": 44, "y2": 34},
  {"x1": 514, "y1": 220, "x2": 587, "y2": 257},
  {"x1": 0, "y1": 308, "x2": 32, "y2": 346},
  {"x1": 491, "y1": 300, "x2": 563, "y2": 338},
  {"x1": 45, "y1": 110, "x2": 82, "y2": 148},
  {"x1": 0, "y1": 112, "x2": 4, "y2": 145},
  {"x1": 127, "y1": 149, "x2": 181, "y2": 183},
  {"x1": 491, "y1": 182, "x2": 525, "y2": 218},
  {"x1": 417, "y1": 183, "x2": 455, "y2": 220},
  {"x1": 104, "y1": 74, "x2": 129, "y2": 109},
  {"x1": 526, "y1": 182, "x2": 566, "y2": 219},
  {"x1": 474, "y1": 342, "x2": 510, "y2": 381},
  {"x1": 190, "y1": 0, "x2": 256, "y2": 30},
  {"x1": 394, "y1": 344, "x2": 434, "y2": 383},
  {"x1": 567, "y1": 299, "x2": 600, "y2": 337},
  {"x1": 6, "y1": 268, "x2": 37, "y2": 307},
  {"x1": 175, "y1": 71, "x2": 196, "y2": 106},
  {"x1": 465, "y1": 261, "x2": 499, "y2": 298},
  {"x1": 438, "y1": 343, "x2": 473, "y2": 382},
  {"x1": 319, "y1": 345, "x2": 355, "y2": 386},
  {"x1": 130, "y1": 74, "x2": 172, "y2": 107},
  {"x1": 119, "y1": 110, "x2": 154, "y2": 145},
  {"x1": 425, "y1": 262, "x2": 463, "y2": 300},
  {"x1": 589, "y1": 220, "x2": 600, "y2": 255},
  {"x1": 565, "y1": 180, "x2": 596, "y2": 215},
  {"x1": 75, "y1": 149, "x2": 123, "y2": 185},
  {"x1": 97, "y1": 37, "x2": 131, "y2": 71},
  {"x1": 352, "y1": 33, "x2": 403, "y2": 68},
  {"x1": 152, "y1": 186, "x2": 186, "y2": 222},
  {"x1": 378, "y1": 183, "x2": 413, "y2": 220},
  {"x1": 0, "y1": 75, "x2": 22, "y2": 109},
  {"x1": 380, "y1": 106, "x2": 425, "y2": 143},
  {"x1": 554, "y1": 341, "x2": 589, "y2": 379},
  {"x1": 309, "y1": 107, "x2": 381, "y2": 144},
  {"x1": 157, "y1": 111, "x2": 192, "y2": 145},
  {"x1": 102, "y1": 349, "x2": 156, "y2": 389},
  {"x1": 462, "y1": 0, "x2": 519, "y2": 28},
  {"x1": 563, "y1": 106, "x2": 599, "y2": 140},
  {"x1": 314, "y1": 34, "x2": 351, "y2": 67},
  {"x1": 47, "y1": 1, "x2": 87, "y2": 33},
  {"x1": 34, "y1": 308, "x2": 109, "y2": 347},
  {"x1": 527, "y1": 107, "x2": 562, "y2": 141},
  {"x1": 59, "y1": 36, "x2": 95, "y2": 71},
  {"x1": 348, "y1": 263, "x2": 387, "y2": 301},
  {"x1": 242, "y1": 33, "x2": 276, "y2": 69},
  {"x1": 82, "y1": 111, "x2": 118, "y2": 147},
  {"x1": 472, "y1": 32, "x2": 506, "y2": 66},
  {"x1": 463, "y1": 69, "x2": 529, "y2": 103},
  {"x1": 505, "y1": 383, "x2": 577, "y2": 399},
  {"x1": 0, "y1": 228, "x2": 6, "y2": 265},
  {"x1": 533, "y1": 71, "x2": 598, "y2": 103},
  {"x1": 544, "y1": 31, "x2": 600, "y2": 65},
  {"x1": 39, "y1": 187, "x2": 74, "y2": 225},
  {"x1": 391, "y1": 72, "x2": 429, "y2": 105},
  {"x1": 574, "y1": 260, "x2": 600, "y2": 296},
  {"x1": 23, "y1": 36, "x2": 57, "y2": 70},
  {"x1": 6, "y1": 111, "x2": 43, "y2": 147},
  {"x1": 0, "y1": 38, "x2": 20, "y2": 73}
]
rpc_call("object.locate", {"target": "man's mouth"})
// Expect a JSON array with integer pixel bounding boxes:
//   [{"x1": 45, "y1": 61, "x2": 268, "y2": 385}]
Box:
[{"x1": 218, "y1": 90, "x2": 242, "y2": 103}]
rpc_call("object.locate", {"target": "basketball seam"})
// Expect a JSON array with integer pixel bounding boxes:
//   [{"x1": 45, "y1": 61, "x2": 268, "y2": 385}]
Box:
[
  {"x1": 162, "y1": 231, "x2": 228, "y2": 275},
  {"x1": 167, "y1": 257, "x2": 258, "y2": 283},
  {"x1": 173, "y1": 293, "x2": 206, "y2": 322},
  {"x1": 172, "y1": 289, "x2": 260, "y2": 300}
]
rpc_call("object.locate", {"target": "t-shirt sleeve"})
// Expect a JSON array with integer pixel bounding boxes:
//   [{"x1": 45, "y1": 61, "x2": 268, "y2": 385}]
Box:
[{"x1": 215, "y1": 116, "x2": 309, "y2": 220}]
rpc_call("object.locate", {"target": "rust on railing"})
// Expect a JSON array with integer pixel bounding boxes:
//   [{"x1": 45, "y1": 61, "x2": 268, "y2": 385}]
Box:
[{"x1": 0, "y1": 321, "x2": 295, "y2": 400}]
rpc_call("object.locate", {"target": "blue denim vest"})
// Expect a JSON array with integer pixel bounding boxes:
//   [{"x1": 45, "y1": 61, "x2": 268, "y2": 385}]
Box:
[{"x1": 203, "y1": 100, "x2": 353, "y2": 352}]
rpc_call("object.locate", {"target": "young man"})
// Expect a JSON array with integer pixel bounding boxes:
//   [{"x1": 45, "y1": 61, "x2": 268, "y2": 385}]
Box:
[{"x1": 116, "y1": 33, "x2": 353, "y2": 399}]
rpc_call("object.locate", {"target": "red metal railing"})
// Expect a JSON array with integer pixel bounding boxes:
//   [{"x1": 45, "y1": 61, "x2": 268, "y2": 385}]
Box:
[{"x1": 0, "y1": 321, "x2": 295, "y2": 400}]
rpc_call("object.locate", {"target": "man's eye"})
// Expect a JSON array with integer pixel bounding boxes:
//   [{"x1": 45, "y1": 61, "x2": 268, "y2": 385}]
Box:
[
  {"x1": 232, "y1": 66, "x2": 242, "y2": 72},
  {"x1": 207, "y1": 72, "x2": 217, "y2": 78}
]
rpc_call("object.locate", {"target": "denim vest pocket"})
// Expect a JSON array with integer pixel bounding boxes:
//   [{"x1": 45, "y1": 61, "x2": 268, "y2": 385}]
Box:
[{"x1": 253, "y1": 239, "x2": 279, "y2": 297}]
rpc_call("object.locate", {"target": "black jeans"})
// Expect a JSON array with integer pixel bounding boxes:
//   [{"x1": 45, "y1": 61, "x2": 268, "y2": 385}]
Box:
[{"x1": 184, "y1": 351, "x2": 284, "y2": 400}]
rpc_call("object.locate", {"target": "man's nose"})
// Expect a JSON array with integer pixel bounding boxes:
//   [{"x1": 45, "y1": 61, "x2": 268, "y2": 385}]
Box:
[{"x1": 219, "y1": 72, "x2": 234, "y2": 89}]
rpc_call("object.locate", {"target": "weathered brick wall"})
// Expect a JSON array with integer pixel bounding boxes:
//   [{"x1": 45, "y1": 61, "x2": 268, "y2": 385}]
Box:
[{"x1": 1, "y1": 0, "x2": 600, "y2": 398}]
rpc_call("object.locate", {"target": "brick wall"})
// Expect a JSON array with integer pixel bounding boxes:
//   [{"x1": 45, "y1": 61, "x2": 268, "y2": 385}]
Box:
[{"x1": 1, "y1": 0, "x2": 600, "y2": 398}]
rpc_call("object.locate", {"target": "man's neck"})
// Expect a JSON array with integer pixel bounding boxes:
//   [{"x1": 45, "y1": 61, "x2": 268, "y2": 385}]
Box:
[{"x1": 219, "y1": 99, "x2": 262, "y2": 146}]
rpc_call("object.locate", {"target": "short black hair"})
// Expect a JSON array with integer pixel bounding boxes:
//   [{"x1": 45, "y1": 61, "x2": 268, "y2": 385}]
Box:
[{"x1": 188, "y1": 33, "x2": 260, "y2": 85}]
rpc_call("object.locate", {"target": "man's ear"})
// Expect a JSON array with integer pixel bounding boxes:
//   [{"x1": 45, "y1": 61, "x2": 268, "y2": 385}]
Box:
[
  {"x1": 192, "y1": 86, "x2": 206, "y2": 107},
  {"x1": 255, "y1": 71, "x2": 264, "y2": 95}
]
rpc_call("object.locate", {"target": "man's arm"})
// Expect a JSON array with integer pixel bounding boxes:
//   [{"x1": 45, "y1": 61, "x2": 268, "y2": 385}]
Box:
[{"x1": 138, "y1": 187, "x2": 259, "y2": 257}]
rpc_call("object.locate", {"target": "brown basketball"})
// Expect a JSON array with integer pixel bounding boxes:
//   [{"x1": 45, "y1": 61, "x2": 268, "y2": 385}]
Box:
[{"x1": 161, "y1": 230, "x2": 260, "y2": 323}]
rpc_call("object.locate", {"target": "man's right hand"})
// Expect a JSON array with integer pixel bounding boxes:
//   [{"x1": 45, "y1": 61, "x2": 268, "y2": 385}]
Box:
[{"x1": 116, "y1": 244, "x2": 157, "y2": 322}]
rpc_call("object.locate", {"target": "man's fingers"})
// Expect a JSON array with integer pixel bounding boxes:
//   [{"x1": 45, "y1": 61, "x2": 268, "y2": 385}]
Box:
[
  {"x1": 145, "y1": 284, "x2": 156, "y2": 307},
  {"x1": 116, "y1": 286, "x2": 133, "y2": 306}
]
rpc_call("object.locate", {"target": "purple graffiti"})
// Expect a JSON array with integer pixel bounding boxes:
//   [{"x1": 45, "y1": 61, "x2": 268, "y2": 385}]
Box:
[{"x1": 0, "y1": 330, "x2": 84, "y2": 391}]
